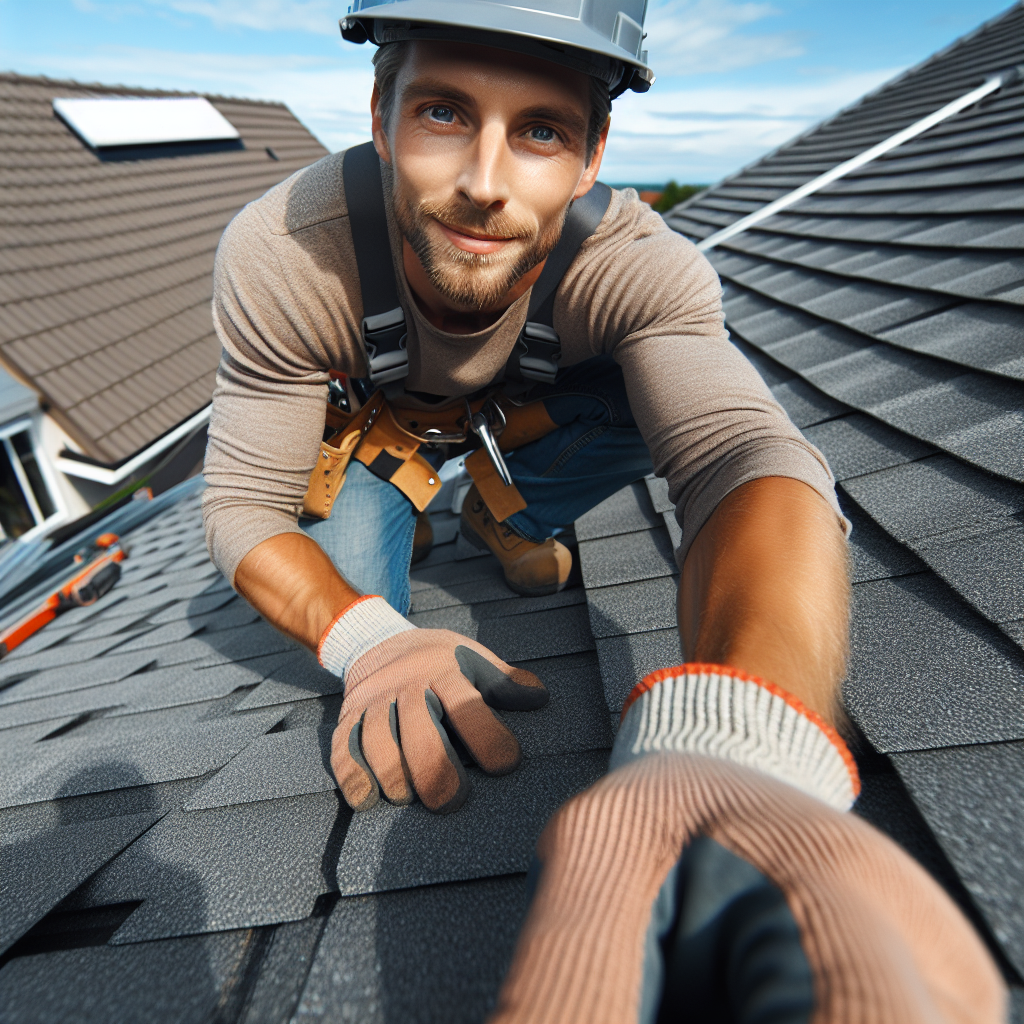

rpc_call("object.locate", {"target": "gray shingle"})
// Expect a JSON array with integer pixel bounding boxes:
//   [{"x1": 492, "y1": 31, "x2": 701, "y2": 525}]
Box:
[
  {"x1": 0, "y1": 929, "x2": 256, "y2": 1024},
  {"x1": 595, "y1": 628, "x2": 684, "y2": 715},
  {"x1": 234, "y1": 649, "x2": 344, "y2": 711},
  {"x1": 585, "y1": 576, "x2": 680, "y2": 638},
  {"x1": 915, "y1": 523, "x2": 1024, "y2": 624},
  {"x1": 0, "y1": 634, "x2": 144, "y2": 677},
  {"x1": 574, "y1": 482, "x2": 660, "y2": 541},
  {"x1": 891, "y1": 742, "x2": 1024, "y2": 976},
  {"x1": 842, "y1": 454, "x2": 1023, "y2": 543},
  {"x1": 67, "y1": 791, "x2": 342, "y2": 943},
  {"x1": 334, "y1": 751, "x2": 606, "y2": 896},
  {"x1": 0, "y1": 661, "x2": 270, "y2": 731},
  {"x1": 802, "y1": 413, "x2": 935, "y2": 481},
  {"x1": 0, "y1": 651, "x2": 157, "y2": 705},
  {"x1": 645, "y1": 474, "x2": 673, "y2": 514},
  {"x1": 407, "y1": 602, "x2": 595, "y2": 663},
  {"x1": 846, "y1": 573, "x2": 1024, "y2": 753},
  {"x1": 840, "y1": 498, "x2": 927, "y2": 583},
  {"x1": 0, "y1": 808, "x2": 160, "y2": 954},
  {"x1": 0, "y1": 709, "x2": 282, "y2": 809},
  {"x1": 769, "y1": 377, "x2": 850, "y2": 428},
  {"x1": 878, "y1": 303, "x2": 1024, "y2": 380},
  {"x1": 295, "y1": 877, "x2": 529, "y2": 1024},
  {"x1": 579, "y1": 528, "x2": 676, "y2": 589}
]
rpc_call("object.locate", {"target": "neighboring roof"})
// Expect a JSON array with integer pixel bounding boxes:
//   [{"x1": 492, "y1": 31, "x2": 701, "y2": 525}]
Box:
[
  {"x1": 664, "y1": 0, "x2": 1024, "y2": 995},
  {"x1": 0, "y1": 74, "x2": 328, "y2": 465}
]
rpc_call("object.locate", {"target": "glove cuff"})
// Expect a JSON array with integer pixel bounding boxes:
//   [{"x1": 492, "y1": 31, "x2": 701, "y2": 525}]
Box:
[
  {"x1": 317, "y1": 595, "x2": 415, "y2": 682},
  {"x1": 611, "y1": 663, "x2": 859, "y2": 811}
]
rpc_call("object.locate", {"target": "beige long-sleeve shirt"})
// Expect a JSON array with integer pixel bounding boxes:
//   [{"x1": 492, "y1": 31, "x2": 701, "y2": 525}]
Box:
[{"x1": 203, "y1": 150, "x2": 845, "y2": 585}]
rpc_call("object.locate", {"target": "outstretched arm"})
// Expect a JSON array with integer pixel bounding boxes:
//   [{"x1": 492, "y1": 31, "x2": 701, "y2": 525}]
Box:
[
  {"x1": 679, "y1": 475, "x2": 849, "y2": 725},
  {"x1": 235, "y1": 533, "x2": 359, "y2": 650}
]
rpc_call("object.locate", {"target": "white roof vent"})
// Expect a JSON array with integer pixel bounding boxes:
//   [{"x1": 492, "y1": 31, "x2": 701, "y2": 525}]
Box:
[{"x1": 53, "y1": 96, "x2": 240, "y2": 149}]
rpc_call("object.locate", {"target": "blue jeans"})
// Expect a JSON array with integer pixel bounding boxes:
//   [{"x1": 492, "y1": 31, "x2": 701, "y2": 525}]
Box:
[{"x1": 302, "y1": 356, "x2": 653, "y2": 614}]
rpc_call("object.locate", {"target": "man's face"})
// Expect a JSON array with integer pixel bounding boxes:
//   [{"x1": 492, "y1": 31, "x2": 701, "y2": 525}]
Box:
[{"x1": 373, "y1": 41, "x2": 605, "y2": 313}]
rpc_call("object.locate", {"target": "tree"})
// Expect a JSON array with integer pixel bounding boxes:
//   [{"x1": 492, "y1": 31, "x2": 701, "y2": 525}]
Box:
[{"x1": 652, "y1": 181, "x2": 706, "y2": 213}]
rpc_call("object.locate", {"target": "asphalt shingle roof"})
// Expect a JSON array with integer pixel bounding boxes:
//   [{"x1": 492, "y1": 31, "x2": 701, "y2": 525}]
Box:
[
  {"x1": 1, "y1": 5, "x2": 1023, "y2": 1019},
  {"x1": 0, "y1": 74, "x2": 328, "y2": 464},
  {"x1": 662, "y1": 0, "x2": 1024, "y2": 999}
]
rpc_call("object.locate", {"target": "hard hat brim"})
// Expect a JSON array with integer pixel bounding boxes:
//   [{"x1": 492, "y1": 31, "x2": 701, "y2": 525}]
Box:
[{"x1": 341, "y1": 0, "x2": 654, "y2": 91}]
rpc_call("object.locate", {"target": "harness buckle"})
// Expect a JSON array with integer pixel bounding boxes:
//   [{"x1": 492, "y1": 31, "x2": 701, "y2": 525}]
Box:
[
  {"x1": 518, "y1": 322, "x2": 561, "y2": 384},
  {"x1": 361, "y1": 307, "x2": 409, "y2": 385}
]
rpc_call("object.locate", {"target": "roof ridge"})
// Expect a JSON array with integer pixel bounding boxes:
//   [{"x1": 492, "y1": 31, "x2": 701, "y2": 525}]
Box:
[{"x1": 0, "y1": 70, "x2": 291, "y2": 110}]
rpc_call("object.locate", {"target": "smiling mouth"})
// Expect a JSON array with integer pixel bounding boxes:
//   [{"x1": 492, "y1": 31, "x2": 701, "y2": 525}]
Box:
[{"x1": 434, "y1": 219, "x2": 520, "y2": 255}]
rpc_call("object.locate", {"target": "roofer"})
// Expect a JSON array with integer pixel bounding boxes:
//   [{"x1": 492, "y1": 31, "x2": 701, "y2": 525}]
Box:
[{"x1": 203, "y1": 0, "x2": 854, "y2": 818}]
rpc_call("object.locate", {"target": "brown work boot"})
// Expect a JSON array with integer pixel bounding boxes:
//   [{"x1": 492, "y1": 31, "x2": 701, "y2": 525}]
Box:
[
  {"x1": 411, "y1": 510, "x2": 434, "y2": 564},
  {"x1": 460, "y1": 484, "x2": 571, "y2": 596}
]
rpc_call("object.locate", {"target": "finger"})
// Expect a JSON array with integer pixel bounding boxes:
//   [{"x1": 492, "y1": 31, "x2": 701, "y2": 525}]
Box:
[
  {"x1": 454, "y1": 643, "x2": 548, "y2": 711},
  {"x1": 362, "y1": 701, "x2": 413, "y2": 805},
  {"x1": 398, "y1": 688, "x2": 470, "y2": 814},
  {"x1": 330, "y1": 713, "x2": 380, "y2": 812},
  {"x1": 441, "y1": 679, "x2": 523, "y2": 777}
]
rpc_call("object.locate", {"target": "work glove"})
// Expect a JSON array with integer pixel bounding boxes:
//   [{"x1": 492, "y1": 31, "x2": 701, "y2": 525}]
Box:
[
  {"x1": 491, "y1": 664, "x2": 1005, "y2": 1024},
  {"x1": 319, "y1": 595, "x2": 548, "y2": 814}
]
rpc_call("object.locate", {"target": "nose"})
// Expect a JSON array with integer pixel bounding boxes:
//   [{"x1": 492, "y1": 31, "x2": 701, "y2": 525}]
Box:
[{"x1": 457, "y1": 119, "x2": 512, "y2": 212}]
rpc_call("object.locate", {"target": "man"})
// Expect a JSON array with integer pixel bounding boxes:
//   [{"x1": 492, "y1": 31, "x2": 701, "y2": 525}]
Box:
[{"x1": 203, "y1": 0, "x2": 851, "y2": 817}]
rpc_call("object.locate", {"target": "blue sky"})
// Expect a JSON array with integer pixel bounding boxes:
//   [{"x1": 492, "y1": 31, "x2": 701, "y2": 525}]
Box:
[{"x1": 1, "y1": 0, "x2": 1016, "y2": 184}]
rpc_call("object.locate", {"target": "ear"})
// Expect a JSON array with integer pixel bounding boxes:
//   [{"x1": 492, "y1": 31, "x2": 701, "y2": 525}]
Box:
[
  {"x1": 573, "y1": 115, "x2": 610, "y2": 200},
  {"x1": 370, "y1": 82, "x2": 392, "y2": 164}
]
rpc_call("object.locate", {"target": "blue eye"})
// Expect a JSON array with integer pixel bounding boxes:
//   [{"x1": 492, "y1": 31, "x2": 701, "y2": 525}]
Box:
[
  {"x1": 428, "y1": 106, "x2": 455, "y2": 123},
  {"x1": 530, "y1": 126, "x2": 556, "y2": 142}
]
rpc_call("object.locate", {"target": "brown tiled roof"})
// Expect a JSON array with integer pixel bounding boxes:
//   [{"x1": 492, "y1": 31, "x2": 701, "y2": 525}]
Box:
[{"x1": 0, "y1": 73, "x2": 329, "y2": 464}]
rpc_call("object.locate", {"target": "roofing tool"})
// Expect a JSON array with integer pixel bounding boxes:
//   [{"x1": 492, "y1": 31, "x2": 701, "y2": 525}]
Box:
[
  {"x1": 0, "y1": 534, "x2": 127, "y2": 660},
  {"x1": 466, "y1": 398, "x2": 513, "y2": 487}
]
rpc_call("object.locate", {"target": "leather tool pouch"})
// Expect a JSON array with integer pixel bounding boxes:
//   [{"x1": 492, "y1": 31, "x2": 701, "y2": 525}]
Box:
[
  {"x1": 302, "y1": 390, "x2": 559, "y2": 522},
  {"x1": 301, "y1": 394, "x2": 384, "y2": 520}
]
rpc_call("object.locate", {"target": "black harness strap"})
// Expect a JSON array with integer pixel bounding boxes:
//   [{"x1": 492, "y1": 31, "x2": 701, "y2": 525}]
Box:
[
  {"x1": 342, "y1": 141, "x2": 612, "y2": 393},
  {"x1": 343, "y1": 142, "x2": 409, "y2": 388},
  {"x1": 507, "y1": 181, "x2": 612, "y2": 386}
]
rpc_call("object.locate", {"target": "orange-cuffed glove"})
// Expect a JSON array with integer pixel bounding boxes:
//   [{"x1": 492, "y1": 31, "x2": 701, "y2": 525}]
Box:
[
  {"x1": 491, "y1": 664, "x2": 1006, "y2": 1024},
  {"x1": 319, "y1": 595, "x2": 548, "y2": 814}
]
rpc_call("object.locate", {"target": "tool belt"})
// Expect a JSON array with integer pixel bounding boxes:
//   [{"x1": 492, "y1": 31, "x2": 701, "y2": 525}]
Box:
[{"x1": 302, "y1": 390, "x2": 558, "y2": 524}]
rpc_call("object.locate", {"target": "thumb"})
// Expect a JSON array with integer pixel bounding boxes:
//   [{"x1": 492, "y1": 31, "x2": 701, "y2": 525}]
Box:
[{"x1": 453, "y1": 643, "x2": 548, "y2": 711}]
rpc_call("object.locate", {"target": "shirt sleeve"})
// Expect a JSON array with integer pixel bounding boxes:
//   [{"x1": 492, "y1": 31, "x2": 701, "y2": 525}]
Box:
[
  {"x1": 201, "y1": 193, "x2": 359, "y2": 585},
  {"x1": 557, "y1": 192, "x2": 848, "y2": 567}
]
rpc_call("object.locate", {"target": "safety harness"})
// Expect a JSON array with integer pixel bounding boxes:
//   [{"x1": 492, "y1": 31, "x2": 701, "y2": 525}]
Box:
[{"x1": 301, "y1": 141, "x2": 612, "y2": 524}]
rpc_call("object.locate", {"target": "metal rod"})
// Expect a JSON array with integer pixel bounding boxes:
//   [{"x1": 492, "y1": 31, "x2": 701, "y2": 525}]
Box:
[{"x1": 696, "y1": 70, "x2": 1014, "y2": 253}]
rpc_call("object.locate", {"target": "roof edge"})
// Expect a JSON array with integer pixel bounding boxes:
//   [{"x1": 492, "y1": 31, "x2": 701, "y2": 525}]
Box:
[{"x1": 0, "y1": 70, "x2": 292, "y2": 110}]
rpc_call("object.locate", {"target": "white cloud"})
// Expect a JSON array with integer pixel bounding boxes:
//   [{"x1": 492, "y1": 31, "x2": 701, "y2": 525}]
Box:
[
  {"x1": 4, "y1": 34, "x2": 902, "y2": 182},
  {"x1": 601, "y1": 67, "x2": 901, "y2": 182},
  {"x1": 157, "y1": 0, "x2": 338, "y2": 35},
  {"x1": 72, "y1": 0, "x2": 340, "y2": 34},
  {"x1": 643, "y1": 0, "x2": 803, "y2": 74},
  {"x1": 4, "y1": 45, "x2": 375, "y2": 151}
]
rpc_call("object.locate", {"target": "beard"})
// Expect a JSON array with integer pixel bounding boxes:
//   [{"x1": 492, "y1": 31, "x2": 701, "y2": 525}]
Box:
[{"x1": 389, "y1": 172, "x2": 566, "y2": 312}]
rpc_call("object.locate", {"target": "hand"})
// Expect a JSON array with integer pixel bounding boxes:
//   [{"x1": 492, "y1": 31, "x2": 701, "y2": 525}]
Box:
[
  {"x1": 491, "y1": 667, "x2": 1004, "y2": 1023},
  {"x1": 320, "y1": 597, "x2": 548, "y2": 813}
]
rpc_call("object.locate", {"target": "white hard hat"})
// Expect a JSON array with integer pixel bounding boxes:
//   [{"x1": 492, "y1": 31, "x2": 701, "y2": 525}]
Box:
[{"x1": 341, "y1": 0, "x2": 654, "y2": 98}]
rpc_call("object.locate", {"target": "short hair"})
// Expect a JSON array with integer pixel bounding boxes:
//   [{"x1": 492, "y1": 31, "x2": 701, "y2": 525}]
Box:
[{"x1": 372, "y1": 41, "x2": 610, "y2": 163}]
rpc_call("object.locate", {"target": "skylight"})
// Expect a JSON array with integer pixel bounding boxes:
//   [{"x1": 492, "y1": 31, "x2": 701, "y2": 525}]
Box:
[{"x1": 53, "y1": 96, "x2": 240, "y2": 149}]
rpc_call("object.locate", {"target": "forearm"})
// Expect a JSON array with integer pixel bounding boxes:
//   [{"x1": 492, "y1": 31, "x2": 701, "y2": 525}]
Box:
[
  {"x1": 234, "y1": 533, "x2": 360, "y2": 650},
  {"x1": 679, "y1": 476, "x2": 849, "y2": 725}
]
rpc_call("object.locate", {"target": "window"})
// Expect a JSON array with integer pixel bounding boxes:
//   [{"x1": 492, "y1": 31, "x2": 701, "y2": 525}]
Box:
[{"x1": 0, "y1": 427, "x2": 58, "y2": 540}]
